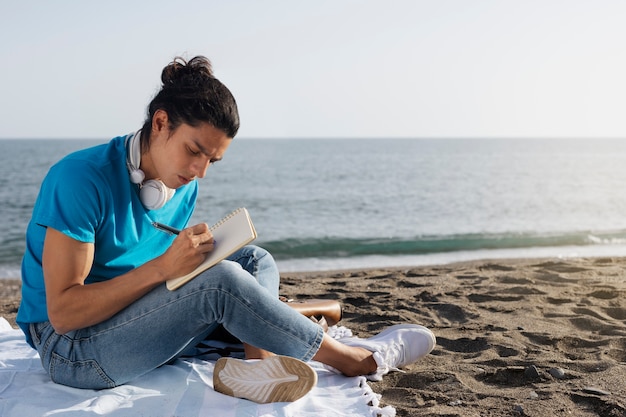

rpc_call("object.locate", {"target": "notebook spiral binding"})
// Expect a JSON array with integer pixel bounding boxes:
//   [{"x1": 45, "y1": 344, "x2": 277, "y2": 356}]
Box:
[{"x1": 210, "y1": 208, "x2": 244, "y2": 231}]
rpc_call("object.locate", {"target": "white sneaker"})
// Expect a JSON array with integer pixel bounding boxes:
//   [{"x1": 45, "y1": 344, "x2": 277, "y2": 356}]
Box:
[
  {"x1": 213, "y1": 355, "x2": 318, "y2": 403},
  {"x1": 342, "y1": 324, "x2": 436, "y2": 381}
]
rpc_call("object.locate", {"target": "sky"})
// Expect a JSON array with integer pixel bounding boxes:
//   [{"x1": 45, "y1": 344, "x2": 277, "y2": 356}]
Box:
[{"x1": 1, "y1": 0, "x2": 625, "y2": 139}]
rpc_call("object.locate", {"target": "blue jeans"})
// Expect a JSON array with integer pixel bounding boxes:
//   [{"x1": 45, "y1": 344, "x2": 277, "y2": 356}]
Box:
[{"x1": 29, "y1": 245, "x2": 325, "y2": 389}]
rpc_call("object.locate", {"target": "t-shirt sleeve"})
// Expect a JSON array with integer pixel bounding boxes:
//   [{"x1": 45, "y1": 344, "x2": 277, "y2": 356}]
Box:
[{"x1": 32, "y1": 158, "x2": 105, "y2": 243}]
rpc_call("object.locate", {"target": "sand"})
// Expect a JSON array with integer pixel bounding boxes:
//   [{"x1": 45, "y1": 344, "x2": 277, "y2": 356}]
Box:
[{"x1": 2, "y1": 256, "x2": 625, "y2": 416}]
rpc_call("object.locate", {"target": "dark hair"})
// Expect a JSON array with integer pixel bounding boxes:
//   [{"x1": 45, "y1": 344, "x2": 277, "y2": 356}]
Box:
[{"x1": 141, "y1": 56, "x2": 239, "y2": 149}]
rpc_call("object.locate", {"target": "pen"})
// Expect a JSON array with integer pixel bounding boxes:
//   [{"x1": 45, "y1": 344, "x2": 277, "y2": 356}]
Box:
[{"x1": 152, "y1": 222, "x2": 181, "y2": 235}]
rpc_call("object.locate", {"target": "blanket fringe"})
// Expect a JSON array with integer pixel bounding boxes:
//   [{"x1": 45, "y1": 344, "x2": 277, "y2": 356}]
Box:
[
  {"x1": 358, "y1": 377, "x2": 397, "y2": 417},
  {"x1": 329, "y1": 326, "x2": 397, "y2": 417},
  {"x1": 326, "y1": 325, "x2": 353, "y2": 339}
]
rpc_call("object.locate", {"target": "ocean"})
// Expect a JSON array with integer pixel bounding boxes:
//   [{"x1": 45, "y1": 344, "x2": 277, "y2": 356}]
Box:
[{"x1": 2, "y1": 137, "x2": 626, "y2": 279}]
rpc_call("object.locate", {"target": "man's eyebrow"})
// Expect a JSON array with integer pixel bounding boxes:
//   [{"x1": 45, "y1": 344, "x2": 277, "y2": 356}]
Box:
[
  {"x1": 193, "y1": 139, "x2": 223, "y2": 161},
  {"x1": 192, "y1": 139, "x2": 209, "y2": 155}
]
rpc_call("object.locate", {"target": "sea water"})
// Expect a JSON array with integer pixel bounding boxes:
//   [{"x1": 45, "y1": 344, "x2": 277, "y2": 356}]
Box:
[{"x1": 2, "y1": 137, "x2": 626, "y2": 278}]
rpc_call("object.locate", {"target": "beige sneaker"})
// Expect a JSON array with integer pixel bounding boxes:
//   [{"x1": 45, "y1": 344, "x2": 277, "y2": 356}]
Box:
[{"x1": 213, "y1": 355, "x2": 318, "y2": 403}]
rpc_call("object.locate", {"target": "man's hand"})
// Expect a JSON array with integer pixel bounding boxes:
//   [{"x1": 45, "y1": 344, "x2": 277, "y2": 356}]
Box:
[{"x1": 157, "y1": 223, "x2": 215, "y2": 279}]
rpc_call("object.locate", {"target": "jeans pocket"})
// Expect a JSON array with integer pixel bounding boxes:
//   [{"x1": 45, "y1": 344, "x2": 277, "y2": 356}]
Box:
[
  {"x1": 29, "y1": 322, "x2": 46, "y2": 347},
  {"x1": 49, "y1": 352, "x2": 115, "y2": 390}
]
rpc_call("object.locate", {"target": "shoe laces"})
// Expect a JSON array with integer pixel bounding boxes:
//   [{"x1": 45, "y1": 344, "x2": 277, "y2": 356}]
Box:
[{"x1": 374, "y1": 339, "x2": 406, "y2": 373}]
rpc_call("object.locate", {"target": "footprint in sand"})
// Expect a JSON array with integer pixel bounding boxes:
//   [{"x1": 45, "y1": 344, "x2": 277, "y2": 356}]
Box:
[
  {"x1": 425, "y1": 302, "x2": 480, "y2": 325},
  {"x1": 435, "y1": 336, "x2": 490, "y2": 353},
  {"x1": 587, "y1": 288, "x2": 620, "y2": 300},
  {"x1": 531, "y1": 261, "x2": 590, "y2": 273},
  {"x1": 602, "y1": 306, "x2": 626, "y2": 321}
]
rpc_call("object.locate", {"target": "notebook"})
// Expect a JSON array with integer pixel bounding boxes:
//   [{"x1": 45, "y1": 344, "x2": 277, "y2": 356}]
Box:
[{"x1": 166, "y1": 208, "x2": 257, "y2": 290}]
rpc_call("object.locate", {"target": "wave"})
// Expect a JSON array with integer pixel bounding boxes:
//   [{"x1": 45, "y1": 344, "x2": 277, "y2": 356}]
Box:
[
  {"x1": 261, "y1": 230, "x2": 626, "y2": 260},
  {"x1": 3, "y1": 229, "x2": 626, "y2": 279}
]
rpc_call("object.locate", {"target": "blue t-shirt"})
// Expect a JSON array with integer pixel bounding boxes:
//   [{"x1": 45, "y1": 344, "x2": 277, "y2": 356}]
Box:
[{"x1": 17, "y1": 135, "x2": 198, "y2": 347}]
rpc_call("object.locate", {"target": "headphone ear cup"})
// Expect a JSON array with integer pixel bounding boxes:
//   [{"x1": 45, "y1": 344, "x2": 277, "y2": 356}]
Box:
[
  {"x1": 140, "y1": 180, "x2": 173, "y2": 210},
  {"x1": 129, "y1": 168, "x2": 145, "y2": 185},
  {"x1": 164, "y1": 186, "x2": 175, "y2": 202}
]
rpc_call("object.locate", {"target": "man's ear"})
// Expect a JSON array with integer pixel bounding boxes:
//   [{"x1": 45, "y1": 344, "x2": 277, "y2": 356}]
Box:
[{"x1": 152, "y1": 109, "x2": 169, "y2": 134}]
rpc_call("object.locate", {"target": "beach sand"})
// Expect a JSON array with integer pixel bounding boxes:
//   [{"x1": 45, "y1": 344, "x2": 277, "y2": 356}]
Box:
[{"x1": 2, "y1": 257, "x2": 625, "y2": 416}]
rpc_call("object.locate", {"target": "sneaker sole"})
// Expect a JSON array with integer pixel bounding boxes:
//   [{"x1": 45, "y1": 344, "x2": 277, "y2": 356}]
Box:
[{"x1": 213, "y1": 355, "x2": 318, "y2": 403}]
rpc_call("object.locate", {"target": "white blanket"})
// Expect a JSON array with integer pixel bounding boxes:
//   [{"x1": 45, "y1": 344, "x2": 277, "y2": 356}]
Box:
[{"x1": 0, "y1": 318, "x2": 395, "y2": 417}]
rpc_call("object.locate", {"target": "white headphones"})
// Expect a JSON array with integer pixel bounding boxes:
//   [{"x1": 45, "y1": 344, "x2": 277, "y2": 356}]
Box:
[{"x1": 126, "y1": 130, "x2": 175, "y2": 210}]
